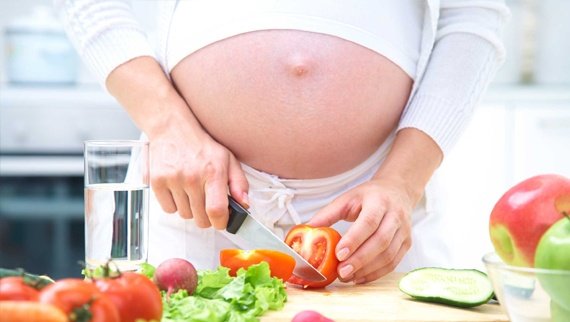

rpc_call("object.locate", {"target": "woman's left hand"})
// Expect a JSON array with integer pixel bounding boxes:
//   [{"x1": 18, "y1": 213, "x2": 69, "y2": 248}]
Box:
[{"x1": 307, "y1": 176, "x2": 416, "y2": 284}]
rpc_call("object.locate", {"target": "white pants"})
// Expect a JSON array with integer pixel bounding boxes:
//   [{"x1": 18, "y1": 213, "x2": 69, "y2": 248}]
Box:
[{"x1": 147, "y1": 133, "x2": 453, "y2": 272}]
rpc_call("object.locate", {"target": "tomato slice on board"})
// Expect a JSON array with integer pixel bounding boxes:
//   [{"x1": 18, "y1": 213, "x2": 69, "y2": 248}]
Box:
[
  {"x1": 219, "y1": 249, "x2": 296, "y2": 281},
  {"x1": 285, "y1": 224, "x2": 341, "y2": 289}
]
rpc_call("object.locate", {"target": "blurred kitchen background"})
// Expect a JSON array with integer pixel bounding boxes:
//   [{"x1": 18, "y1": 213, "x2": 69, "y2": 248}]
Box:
[{"x1": 0, "y1": 0, "x2": 569, "y2": 279}]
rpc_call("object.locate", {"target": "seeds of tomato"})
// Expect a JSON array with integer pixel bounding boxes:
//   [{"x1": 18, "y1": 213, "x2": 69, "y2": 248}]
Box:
[
  {"x1": 312, "y1": 240, "x2": 327, "y2": 266},
  {"x1": 291, "y1": 240, "x2": 303, "y2": 254},
  {"x1": 290, "y1": 231, "x2": 333, "y2": 268}
]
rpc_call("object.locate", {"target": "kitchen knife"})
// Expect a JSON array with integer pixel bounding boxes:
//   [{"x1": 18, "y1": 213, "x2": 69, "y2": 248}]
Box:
[{"x1": 226, "y1": 196, "x2": 326, "y2": 282}]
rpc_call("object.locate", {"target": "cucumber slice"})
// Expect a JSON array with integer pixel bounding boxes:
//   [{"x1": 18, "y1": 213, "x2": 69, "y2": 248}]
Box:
[{"x1": 399, "y1": 267, "x2": 495, "y2": 308}]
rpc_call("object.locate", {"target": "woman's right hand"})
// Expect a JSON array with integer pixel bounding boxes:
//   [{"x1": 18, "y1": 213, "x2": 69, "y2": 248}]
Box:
[
  {"x1": 149, "y1": 125, "x2": 249, "y2": 229},
  {"x1": 106, "y1": 56, "x2": 249, "y2": 230}
]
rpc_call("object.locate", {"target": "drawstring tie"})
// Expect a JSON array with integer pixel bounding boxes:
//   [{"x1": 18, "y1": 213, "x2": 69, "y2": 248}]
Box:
[{"x1": 252, "y1": 176, "x2": 302, "y2": 230}]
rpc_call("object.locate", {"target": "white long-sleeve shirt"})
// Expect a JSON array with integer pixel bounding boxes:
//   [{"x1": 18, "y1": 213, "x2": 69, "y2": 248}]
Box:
[{"x1": 54, "y1": 0, "x2": 509, "y2": 155}]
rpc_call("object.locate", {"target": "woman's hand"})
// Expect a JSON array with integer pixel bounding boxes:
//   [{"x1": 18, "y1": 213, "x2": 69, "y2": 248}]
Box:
[
  {"x1": 308, "y1": 128, "x2": 443, "y2": 284},
  {"x1": 106, "y1": 56, "x2": 249, "y2": 229},
  {"x1": 149, "y1": 124, "x2": 249, "y2": 229},
  {"x1": 307, "y1": 176, "x2": 414, "y2": 284}
]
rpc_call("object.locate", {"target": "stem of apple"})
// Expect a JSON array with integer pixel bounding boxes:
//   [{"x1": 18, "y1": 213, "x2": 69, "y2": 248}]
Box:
[{"x1": 563, "y1": 211, "x2": 570, "y2": 221}]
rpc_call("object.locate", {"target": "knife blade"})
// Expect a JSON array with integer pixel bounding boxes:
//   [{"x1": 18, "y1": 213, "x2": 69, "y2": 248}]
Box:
[{"x1": 226, "y1": 196, "x2": 326, "y2": 282}]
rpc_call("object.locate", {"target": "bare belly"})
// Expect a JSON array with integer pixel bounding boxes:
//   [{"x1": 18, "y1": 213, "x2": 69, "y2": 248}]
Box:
[{"x1": 171, "y1": 30, "x2": 412, "y2": 179}]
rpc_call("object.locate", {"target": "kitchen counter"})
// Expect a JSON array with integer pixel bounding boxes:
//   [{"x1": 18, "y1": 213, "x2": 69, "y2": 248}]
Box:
[{"x1": 262, "y1": 273, "x2": 508, "y2": 322}]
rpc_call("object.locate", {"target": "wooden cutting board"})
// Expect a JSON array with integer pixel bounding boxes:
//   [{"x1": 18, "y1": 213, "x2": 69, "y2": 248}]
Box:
[{"x1": 262, "y1": 273, "x2": 509, "y2": 322}]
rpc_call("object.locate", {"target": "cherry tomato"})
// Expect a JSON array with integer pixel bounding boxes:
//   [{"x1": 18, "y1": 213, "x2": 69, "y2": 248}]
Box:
[
  {"x1": 285, "y1": 224, "x2": 341, "y2": 289},
  {"x1": 220, "y1": 249, "x2": 296, "y2": 280},
  {"x1": 93, "y1": 272, "x2": 162, "y2": 322},
  {"x1": 0, "y1": 277, "x2": 39, "y2": 301},
  {"x1": 39, "y1": 278, "x2": 120, "y2": 322}
]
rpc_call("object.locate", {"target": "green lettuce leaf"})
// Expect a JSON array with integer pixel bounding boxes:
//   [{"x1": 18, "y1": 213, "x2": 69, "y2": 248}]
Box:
[
  {"x1": 163, "y1": 291, "x2": 231, "y2": 322},
  {"x1": 195, "y1": 266, "x2": 234, "y2": 298},
  {"x1": 163, "y1": 262, "x2": 287, "y2": 322},
  {"x1": 138, "y1": 262, "x2": 156, "y2": 280}
]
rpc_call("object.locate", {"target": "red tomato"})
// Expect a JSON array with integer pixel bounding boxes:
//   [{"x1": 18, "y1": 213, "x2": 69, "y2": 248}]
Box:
[
  {"x1": 93, "y1": 272, "x2": 162, "y2": 322},
  {"x1": 220, "y1": 249, "x2": 296, "y2": 280},
  {"x1": 39, "y1": 278, "x2": 120, "y2": 322},
  {"x1": 285, "y1": 224, "x2": 341, "y2": 289},
  {"x1": 0, "y1": 277, "x2": 39, "y2": 301}
]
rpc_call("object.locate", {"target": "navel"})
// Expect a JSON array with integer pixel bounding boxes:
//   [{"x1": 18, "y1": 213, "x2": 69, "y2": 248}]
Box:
[
  {"x1": 286, "y1": 54, "x2": 314, "y2": 78},
  {"x1": 293, "y1": 65, "x2": 309, "y2": 77}
]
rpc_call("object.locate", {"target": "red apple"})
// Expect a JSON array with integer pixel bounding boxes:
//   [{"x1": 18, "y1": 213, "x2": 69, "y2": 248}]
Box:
[{"x1": 489, "y1": 174, "x2": 570, "y2": 267}]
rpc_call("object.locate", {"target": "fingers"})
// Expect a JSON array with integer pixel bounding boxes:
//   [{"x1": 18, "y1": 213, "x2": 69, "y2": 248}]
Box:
[
  {"x1": 186, "y1": 161, "x2": 229, "y2": 229},
  {"x1": 337, "y1": 210, "x2": 409, "y2": 282},
  {"x1": 307, "y1": 192, "x2": 360, "y2": 228},
  {"x1": 151, "y1": 177, "x2": 177, "y2": 214},
  {"x1": 353, "y1": 242, "x2": 409, "y2": 284},
  {"x1": 204, "y1": 171, "x2": 230, "y2": 230},
  {"x1": 150, "y1": 141, "x2": 181, "y2": 214},
  {"x1": 150, "y1": 142, "x2": 245, "y2": 229},
  {"x1": 228, "y1": 155, "x2": 250, "y2": 208},
  {"x1": 351, "y1": 226, "x2": 410, "y2": 282},
  {"x1": 151, "y1": 167, "x2": 197, "y2": 220},
  {"x1": 172, "y1": 187, "x2": 193, "y2": 219},
  {"x1": 334, "y1": 202, "x2": 385, "y2": 262},
  {"x1": 186, "y1": 182, "x2": 209, "y2": 227},
  {"x1": 187, "y1": 154, "x2": 249, "y2": 230}
]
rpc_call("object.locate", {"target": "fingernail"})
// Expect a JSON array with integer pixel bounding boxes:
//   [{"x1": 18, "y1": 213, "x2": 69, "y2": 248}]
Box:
[
  {"x1": 339, "y1": 264, "x2": 353, "y2": 279},
  {"x1": 354, "y1": 278, "x2": 366, "y2": 284},
  {"x1": 242, "y1": 192, "x2": 250, "y2": 208},
  {"x1": 337, "y1": 248, "x2": 349, "y2": 261}
]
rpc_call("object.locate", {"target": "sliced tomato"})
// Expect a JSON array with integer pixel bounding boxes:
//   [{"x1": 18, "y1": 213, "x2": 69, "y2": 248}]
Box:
[
  {"x1": 220, "y1": 249, "x2": 296, "y2": 281},
  {"x1": 285, "y1": 224, "x2": 341, "y2": 289},
  {"x1": 39, "y1": 279, "x2": 120, "y2": 322},
  {"x1": 93, "y1": 272, "x2": 162, "y2": 322},
  {"x1": 0, "y1": 277, "x2": 39, "y2": 301}
]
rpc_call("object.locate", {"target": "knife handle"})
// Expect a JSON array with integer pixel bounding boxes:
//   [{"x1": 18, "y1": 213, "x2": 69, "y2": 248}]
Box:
[{"x1": 226, "y1": 195, "x2": 248, "y2": 234}]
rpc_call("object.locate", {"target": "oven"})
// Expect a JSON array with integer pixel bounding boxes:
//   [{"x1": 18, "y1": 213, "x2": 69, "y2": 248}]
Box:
[{"x1": 0, "y1": 85, "x2": 140, "y2": 278}]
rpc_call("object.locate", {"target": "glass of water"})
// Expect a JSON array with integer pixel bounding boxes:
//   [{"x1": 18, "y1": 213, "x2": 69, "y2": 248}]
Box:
[{"x1": 84, "y1": 140, "x2": 149, "y2": 271}]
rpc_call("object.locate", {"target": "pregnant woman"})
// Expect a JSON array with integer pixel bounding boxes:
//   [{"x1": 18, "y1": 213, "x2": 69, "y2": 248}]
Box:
[{"x1": 57, "y1": 0, "x2": 508, "y2": 283}]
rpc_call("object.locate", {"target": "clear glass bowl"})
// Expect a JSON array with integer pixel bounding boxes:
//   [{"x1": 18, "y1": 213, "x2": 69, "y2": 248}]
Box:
[{"x1": 482, "y1": 252, "x2": 570, "y2": 322}]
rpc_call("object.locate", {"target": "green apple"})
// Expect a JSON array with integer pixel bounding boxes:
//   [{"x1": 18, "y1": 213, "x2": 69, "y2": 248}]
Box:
[{"x1": 535, "y1": 213, "x2": 570, "y2": 312}]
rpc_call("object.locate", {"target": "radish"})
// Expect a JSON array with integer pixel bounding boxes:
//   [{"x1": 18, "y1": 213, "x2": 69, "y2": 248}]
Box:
[
  {"x1": 153, "y1": 258, "x2": 198, "y2": 296},
  {"x1": 292, "y1": 310, "x2": 334, "y2": 322}
]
